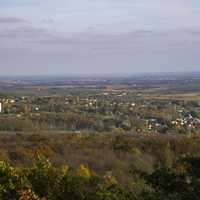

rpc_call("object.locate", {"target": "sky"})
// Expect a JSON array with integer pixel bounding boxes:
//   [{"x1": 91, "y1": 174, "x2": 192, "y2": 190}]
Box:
[{"x1": 0, "y1": 0, "x2": 200, "y2": 75}]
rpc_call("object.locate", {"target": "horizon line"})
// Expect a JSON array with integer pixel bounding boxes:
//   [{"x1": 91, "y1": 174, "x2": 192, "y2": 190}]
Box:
[{"x1": 0, "y1": 70, "x2": 200, "y2": 78}]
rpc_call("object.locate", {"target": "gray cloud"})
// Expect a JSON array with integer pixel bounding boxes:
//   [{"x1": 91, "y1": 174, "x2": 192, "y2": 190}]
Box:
[
  {"x1": 41, "y1": 18, "x2": 54, "y2": 23},
  {"x1": 183, "y1": 29, "x2": 200, "y2": 36},
  {"x1": 0, "y1": 17, "x2": 26, "y2": 23},
  {"x1": 28, "y1": 29, "x2": 157, "y2": 46},
  {"x1": 0, "y1": 26, "x2": 49, "y2": 39},
  {"x1": 15, "y1": 27, "x2": 200, "y2": 47}
]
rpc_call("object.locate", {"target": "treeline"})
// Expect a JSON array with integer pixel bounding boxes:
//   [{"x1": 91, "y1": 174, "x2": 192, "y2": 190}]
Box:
[
  {"x1": 0, "y1": 154, "x2": 200, "y2": 200},
  {"x1": 0, "y1": 112, "x2": 145, "y2": 132},
  {"x1": 0, "y1": 111, "x2": 188, "y2": 133}
]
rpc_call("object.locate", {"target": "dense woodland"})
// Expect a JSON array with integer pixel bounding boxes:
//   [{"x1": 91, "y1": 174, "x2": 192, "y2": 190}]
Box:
[{"x1": 0, "y1": 134, "x2": 200, "y2": 200}]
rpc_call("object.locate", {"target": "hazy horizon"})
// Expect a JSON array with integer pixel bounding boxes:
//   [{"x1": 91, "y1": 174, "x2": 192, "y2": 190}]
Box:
[
  {"x1": 1, "y1": 70, "x2": 200, "y2": 79},
  {"x1": 1, "y1": 0, "x2": 200, "y2": 75}
]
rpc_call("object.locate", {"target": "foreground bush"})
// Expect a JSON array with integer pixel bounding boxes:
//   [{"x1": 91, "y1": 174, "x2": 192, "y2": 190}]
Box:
[{"x1": 0, "y1": 155, "x2": 200, "y2": 200}]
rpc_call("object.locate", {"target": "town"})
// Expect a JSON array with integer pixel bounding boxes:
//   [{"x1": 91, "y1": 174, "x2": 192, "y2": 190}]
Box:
[{"x1": 1, "y1": 75, "x2": 200, "y2": 135}]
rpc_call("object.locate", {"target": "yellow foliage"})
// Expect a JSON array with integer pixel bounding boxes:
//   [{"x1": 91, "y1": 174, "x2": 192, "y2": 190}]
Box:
[
  {"x1": 76, "y1": 164, "x2": 92, "y2": 178},
  {"x1": 103, "y1": 172, "x2": 118, "y2": 185},
  {"x1": 60, "y1": 165, "x2": 70, "y2": 176},
  {"x1": 114, "y1": 128, "x2": 125, "y2": 135},
  {"x1": 18, "y1": 189, "x2": 41, "y2": 200}
]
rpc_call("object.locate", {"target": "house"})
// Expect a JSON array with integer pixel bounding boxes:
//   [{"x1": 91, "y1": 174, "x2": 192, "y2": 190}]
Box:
[
  {"x1": 193, "y1": 118, "x2": 200, "y2": 127},
  {"x1": 131, "y1": 103, "x2": 136, "y2": 107},
  {"x1": 35, "y1": 107, "x2": 39, "y2": 111}
]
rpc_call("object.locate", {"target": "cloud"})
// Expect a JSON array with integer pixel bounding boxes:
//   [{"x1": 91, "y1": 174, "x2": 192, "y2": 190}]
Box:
[
  {"x1": 0, "y1": 26, "x2": 49, "y2": 39},
  {"x1": 183, "y1": 28, "x2": 200, "y2": 36},
  {"x1": 0, "y1": 17, "x2": 26, "y2": 23},
  {"x1": 41, "y1": 18, "x2": 54, "y2": 24}
]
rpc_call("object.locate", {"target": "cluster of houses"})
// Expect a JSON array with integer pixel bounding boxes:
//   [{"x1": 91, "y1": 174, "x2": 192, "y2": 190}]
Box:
[
  {"x1": 0, "y1": 98, "x2": 16, "y2": 113},
  {"x1": 148, "y1": 118, "x2": 168, "y2": 133},
  {"x1": 0, "y1": 97, "x2": 41, "y2": 114},
  {"x1": 148, "y1": 111, "x2": 200, "y2": 132},
  {"x1": 172, "y1": 112, "x2": 200, "y2": 128}
]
